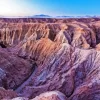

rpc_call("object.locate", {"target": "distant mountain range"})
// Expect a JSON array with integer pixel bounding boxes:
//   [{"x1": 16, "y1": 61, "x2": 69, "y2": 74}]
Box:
[
  {"x1": 0, "y1": 14, "x2": 100, "y2": 18},
  {"x1": 30, "y1": 14, "x2": 52, "y2": 18},
  {"x1": 28, "y1": 14, "x2": 100, "y2": 18}
]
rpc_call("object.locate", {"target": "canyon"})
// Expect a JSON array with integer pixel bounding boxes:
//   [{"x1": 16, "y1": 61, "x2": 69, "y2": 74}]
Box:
[{"x1": 0, "y1": 18, "x2": 100, "y2": 100}]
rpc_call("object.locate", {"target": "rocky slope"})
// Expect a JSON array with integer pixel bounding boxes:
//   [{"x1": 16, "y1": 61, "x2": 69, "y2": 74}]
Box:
[{"x1": 0, "y1": 18, "x2": 100, "y2": 100}]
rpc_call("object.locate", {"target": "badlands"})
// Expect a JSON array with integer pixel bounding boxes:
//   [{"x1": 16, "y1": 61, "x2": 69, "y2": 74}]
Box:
[{"x1": 0, "y1": 18, "x2": 100, "y2": 100}]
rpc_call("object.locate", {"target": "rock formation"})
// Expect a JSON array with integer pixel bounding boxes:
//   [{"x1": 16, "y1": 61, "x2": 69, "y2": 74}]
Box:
[{"x1": 0, "y1": 18, "x2": 100, "y2": 100}]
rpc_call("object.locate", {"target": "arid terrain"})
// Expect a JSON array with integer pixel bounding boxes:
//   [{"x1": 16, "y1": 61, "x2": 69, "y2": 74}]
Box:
[{"x1": 0, "y1": 18, "x2": 100, "y2": 100}]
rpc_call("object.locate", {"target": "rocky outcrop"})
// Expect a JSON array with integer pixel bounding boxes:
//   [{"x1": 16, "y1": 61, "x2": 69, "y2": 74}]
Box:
[
  {"x1": 0, "y1": 47, "x2": 33, "y2": 90},
  {"x1": 32, "y1": 91, "x2": 67, "y2": 100},
  {"x1": 0, "y1": 87, "x2": 17, "y2": 100},
  {"x1": 11, "y1": 97, "x2": 29, "y2": 100},
  {"x1": 0, "y1": 18, "x2": 100, "y2": 100},
  {"x1": 96, "y1": 43, "x2": 100, "y2": 51}
]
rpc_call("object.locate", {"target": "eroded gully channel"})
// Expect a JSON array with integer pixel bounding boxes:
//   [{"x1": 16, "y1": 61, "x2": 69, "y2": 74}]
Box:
[{"x1": 15, "y1": 63, "x2": 37, "y2": 93}]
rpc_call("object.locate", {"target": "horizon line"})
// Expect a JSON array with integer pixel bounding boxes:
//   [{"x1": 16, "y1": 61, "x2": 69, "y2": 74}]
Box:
[{"x1": 0, "y1": 14, "x2": 100, "y2": 18}]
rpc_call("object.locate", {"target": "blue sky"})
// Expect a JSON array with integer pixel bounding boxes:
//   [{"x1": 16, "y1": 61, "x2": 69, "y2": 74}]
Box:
[{"x1": 0, "y1": 0, "x2": 100, "y2": 16}]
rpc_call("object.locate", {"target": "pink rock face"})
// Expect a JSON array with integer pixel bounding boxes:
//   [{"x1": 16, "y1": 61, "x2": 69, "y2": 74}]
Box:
[
  {"x1": 0, "y1": 18, "x2": 100, "y2": 100},
  {"x1": 11, "y1": 97, "x2": 29, "y2": 100},
  {"x1": 32, "y1": 91, "x2": 67, "y2": 100},
  {"x1": 96, "y1": 43, "x2": 100, "y2": 51},
  {"x1": 0, "y1": 87, "x2": 17, "y2": 99}
]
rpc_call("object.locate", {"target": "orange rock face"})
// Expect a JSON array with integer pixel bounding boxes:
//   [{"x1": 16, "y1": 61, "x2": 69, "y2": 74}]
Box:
[{"x1": 0, "y1": 18, "x2": 100, "y2": 100}]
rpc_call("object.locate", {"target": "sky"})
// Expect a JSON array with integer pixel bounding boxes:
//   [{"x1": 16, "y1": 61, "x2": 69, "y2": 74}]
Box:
[{"x1": 0, "y1": 0, "x2": 100, "y2": 16}]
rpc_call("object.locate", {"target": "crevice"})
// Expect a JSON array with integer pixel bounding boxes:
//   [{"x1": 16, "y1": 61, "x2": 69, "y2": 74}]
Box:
[
  {"x1": 0, "y1": 42, "x2": 7, "y2": 48},
  {"x1": 48, "y1": 30, "x2": 56, "y2": 41},
  {"x1": 96, "y1": 35, "x2": 100, "y2": 44}
]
